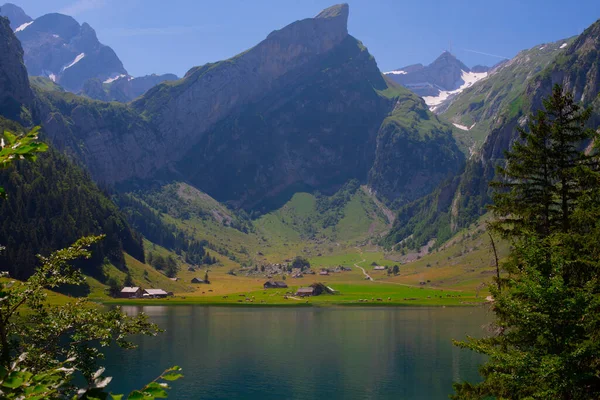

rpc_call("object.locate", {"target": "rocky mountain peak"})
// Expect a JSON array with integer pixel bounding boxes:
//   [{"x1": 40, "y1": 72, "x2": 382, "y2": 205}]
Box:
[
  {"x1": 263, "y1": 3, "x2": 349, "y2": 54},
  {"x1": 17, "y1": 13, "x2": 81, "y2": 40},
  {"x1": 137, "y1": 3, "x2": 357, "y2": 143},
  {"x1": 14, "y1": 11, "x2": 127, "y2": 92},
  {"x1": 0, "y1": 3, "x2": 31, "y2": 31},
  {"x1": 385, "y1": 51, "x2": 488, "y2": 110},
  {"x1": 430, "y1": 51, "x2": 470, "y2": 73},
  {"x1": 315, "y1": 3, "x2": 349, "y2": 20}
]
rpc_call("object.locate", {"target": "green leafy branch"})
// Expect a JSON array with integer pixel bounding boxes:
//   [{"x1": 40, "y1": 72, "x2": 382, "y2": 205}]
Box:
[{"x1": 0, "y1": 126, "x2": 48, "y2": 199}]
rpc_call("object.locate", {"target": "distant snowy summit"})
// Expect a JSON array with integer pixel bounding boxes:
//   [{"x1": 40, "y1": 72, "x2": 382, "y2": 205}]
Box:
[
  {"x1": 2, "y1": 8, "x2": 127, "y2": 93},
  {"x1": 385, "y1": 51, "x2": 489, "y2": 112},
  {"x1": 0, "y1": 3, "x2": 178, "y2": 100}
]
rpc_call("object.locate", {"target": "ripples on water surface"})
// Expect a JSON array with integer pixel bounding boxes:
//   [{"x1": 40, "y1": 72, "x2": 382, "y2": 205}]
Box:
[{"x1": 104, "y1": 306, "x2": 490, "y2": 399}]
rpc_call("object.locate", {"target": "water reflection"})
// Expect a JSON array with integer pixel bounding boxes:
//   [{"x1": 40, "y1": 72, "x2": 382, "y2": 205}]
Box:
[
  {"x1": 120, "y1": 305, "x2": 169, "y2": 317},
  {"x1": 104, "y1": 306, "x2": 489, "y2": 399}
]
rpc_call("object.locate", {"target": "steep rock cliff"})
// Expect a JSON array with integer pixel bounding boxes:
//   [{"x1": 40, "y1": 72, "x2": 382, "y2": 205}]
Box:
[{"x1": 0, "y1": 15, "x2": 32, "y2": 121}]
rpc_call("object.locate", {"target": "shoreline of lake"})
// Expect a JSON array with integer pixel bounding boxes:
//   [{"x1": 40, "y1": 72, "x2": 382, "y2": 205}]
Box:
[{"x1": 100, "y1": 298, "x2": 487, "y2": 307}]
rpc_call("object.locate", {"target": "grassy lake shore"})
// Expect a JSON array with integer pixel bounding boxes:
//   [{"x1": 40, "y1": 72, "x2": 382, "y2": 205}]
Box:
[{"x1": 99, "y1": 281, "x2": 485, "y2": 307}]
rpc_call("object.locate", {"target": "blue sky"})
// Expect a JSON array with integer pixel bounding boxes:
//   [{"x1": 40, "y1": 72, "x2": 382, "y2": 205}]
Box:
[{"x1": 6, "y1": 0, "x2": 600, "y2": 77}]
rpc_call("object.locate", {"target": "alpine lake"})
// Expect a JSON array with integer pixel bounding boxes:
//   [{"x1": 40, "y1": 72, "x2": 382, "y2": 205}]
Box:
[{"x1": 102, "y1": 305, "x2": 490, "y2": 399}]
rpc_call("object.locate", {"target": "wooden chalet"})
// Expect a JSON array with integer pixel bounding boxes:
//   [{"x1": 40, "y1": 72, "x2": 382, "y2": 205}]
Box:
[
  {"x1": 143, "y1": 288, "x2": 170, "y2": 298},
  {"x1": 296, "y1": 287, "x2": 315, "y2": 297},
  {"x1": 119, "y1": 287, "x2": 143, "y2": 298}
]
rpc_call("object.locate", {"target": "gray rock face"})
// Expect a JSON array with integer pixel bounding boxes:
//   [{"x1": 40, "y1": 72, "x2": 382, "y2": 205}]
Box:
[
  {"x1": 0, "y1": 3, "x2": 31, "y2": 31},
  {"x1": 15, "y1": 13, "x2": 126, "y2": 92},
  {"x1": 35, "y1": 92, "x2": 163, "y2": 184},
  {"x1": 0, "y1": 16, "x2": 32, "y2": 121}
]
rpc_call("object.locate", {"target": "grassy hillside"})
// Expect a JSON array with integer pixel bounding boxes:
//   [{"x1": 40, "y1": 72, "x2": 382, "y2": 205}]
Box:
[
  {"x1": 440, "y1": 38, "x2": 574, "y2": 153},
  {"x1": 122, "y1": 181, "x2": 391, "y2": 268},
  {"x1": 29, "y1": 76, "x2": 65, "y2": 92}
]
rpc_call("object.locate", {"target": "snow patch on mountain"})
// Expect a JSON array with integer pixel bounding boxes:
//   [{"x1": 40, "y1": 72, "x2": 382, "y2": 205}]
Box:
[
  {"x1": 453, "y1": 122, "x2": 477, "y2": 131},
  {"x1": 62, "y1": 53, "x2": 85, "y2": 71},
  {"x1": 385, "y1": 70, "x2": 407, "y2": 75},
  {"x1": 104, "y1": 74, "x2": 127, "y2": 84},
  {"x1": 423, "y1": 70, "x2": 487, "y2": 110},
  {"x1": 14, "y1": 21, "x2": 33, "y2": 32},
  {"x1": 560, "y1": 43, "x2": 568, "y2": 49}
]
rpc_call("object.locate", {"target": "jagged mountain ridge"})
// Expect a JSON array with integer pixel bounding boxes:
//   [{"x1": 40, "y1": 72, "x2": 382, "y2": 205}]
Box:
[
  {"x1": 440, "y1": 38, "x2": 574, "y2": 153},
  {"x1": 385, "y1": 18, "x2": 600, "y2": 251},
  {"x1": 0, "y1": 3, "x2": 177, "y2": 100},
  {"x1": 27, "y1": 4, "x2": 463, "y2": 211},
  {"x1": 385, "y1": 51, "x2": 489, "y2": 110},
  {"x1": 12, "y1": 11, "x2": 127, "y2": 92}
]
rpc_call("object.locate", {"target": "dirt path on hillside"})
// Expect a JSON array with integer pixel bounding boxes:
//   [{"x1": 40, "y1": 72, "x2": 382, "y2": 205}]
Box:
[
  {"x1": 355, "y1": 260, "x2": 373, "y2": 281},
  {"x1": 352, "y1": 247, "x2": 373, "y2": 281}
]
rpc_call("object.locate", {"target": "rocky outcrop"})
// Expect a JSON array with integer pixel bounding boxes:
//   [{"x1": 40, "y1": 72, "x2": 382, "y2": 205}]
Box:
[
  {"x1": 0, "y1": 3, "x2": 31, "y2": 31},
  {"x1": 16, "y1": 13, "x2": 126, "y2": 92},
  {"x1": 0, "y1": 16, "x2": 32, "y2": 121},
  {"x1": 368, "y1": 94, "x2": 464, "y2": 206}
]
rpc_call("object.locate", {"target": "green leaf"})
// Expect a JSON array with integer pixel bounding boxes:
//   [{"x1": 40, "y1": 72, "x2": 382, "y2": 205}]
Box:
[
  {"x1": 3, "y1": 130, "x2": 16, "y2": 145},
  {"x1": 2, "y1": 372, "x2": 24, "y2": 388},
  {"x1": 126, "y1": 391, "x2": 146, "y2": 400},
  {"x1": 161, "y1": 372, "x2": 183, "y2": 381},
  {"x1": 143, "y1": 382, "x2": 168, "y2": 398}
]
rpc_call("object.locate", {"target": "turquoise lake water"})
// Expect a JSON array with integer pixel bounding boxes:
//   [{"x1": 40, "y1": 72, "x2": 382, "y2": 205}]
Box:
[{"x1": 103, "y1": 306, "x2": 490, "y2": 399}]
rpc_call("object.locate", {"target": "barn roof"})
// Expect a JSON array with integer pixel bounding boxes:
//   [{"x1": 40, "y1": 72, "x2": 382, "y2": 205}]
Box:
[
  {"x1": 121, "y1": 287, "x2": 140, "y2": 293},
  {"x1": 144, "y1": 288, "x2": 168, "y2": 295}
]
